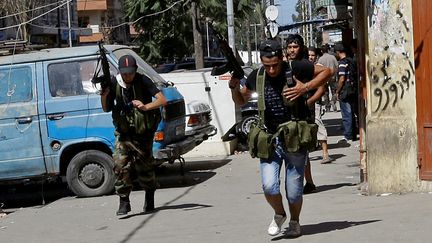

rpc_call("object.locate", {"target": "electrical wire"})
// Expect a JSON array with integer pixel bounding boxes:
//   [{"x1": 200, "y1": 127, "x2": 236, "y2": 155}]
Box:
[
  {"x1": 0, "y1": 0, "x2": 71, "y2": 31},
  {"x1": 1, "y1": 0, "x2": 186, "y2": 33},
  {"x1": 103, "y1": 0, "x2": 186, "y2": 30},
  {"x1": 28, "y1": 22, "x2": 91, "y2": 31},
  {"x1": 0, "y1": 0, "x2": 68, "y2": 20}
]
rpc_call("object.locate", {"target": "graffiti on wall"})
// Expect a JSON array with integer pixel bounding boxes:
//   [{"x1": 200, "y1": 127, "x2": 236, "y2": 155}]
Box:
[{"x1": 369, "y1": 1, "x2": 415, "y2": 113}]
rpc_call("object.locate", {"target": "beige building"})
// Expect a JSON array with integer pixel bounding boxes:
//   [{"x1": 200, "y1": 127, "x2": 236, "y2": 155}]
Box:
[{"x1": 77, "y1": 0, "x2": 130, "y2": 44}]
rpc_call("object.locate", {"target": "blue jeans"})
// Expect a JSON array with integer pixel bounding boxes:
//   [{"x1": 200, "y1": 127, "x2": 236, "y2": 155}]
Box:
[
  {"x1": 260, "y1": 139, "x2": 307, "y2": 204},
  {"x1": 340, "y1": 99, "x2": 356, "y2": 140}
]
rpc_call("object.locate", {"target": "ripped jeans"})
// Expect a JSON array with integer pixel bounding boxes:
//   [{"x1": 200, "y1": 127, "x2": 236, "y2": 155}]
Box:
[{"x1": 260, "y1": 138, "x2": 307, "y2": 204}]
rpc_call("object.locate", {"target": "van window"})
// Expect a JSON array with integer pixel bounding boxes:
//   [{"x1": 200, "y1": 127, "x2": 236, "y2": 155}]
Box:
[
  {"x1": 0, "y1": 67, "x2": 32, "y2": 104},
  {"x1": 48, "y1": 60, "x2": 116, "y2": 97},
  {"x1": 48, "y1": 62, "x2": 86, "y2": 97}
]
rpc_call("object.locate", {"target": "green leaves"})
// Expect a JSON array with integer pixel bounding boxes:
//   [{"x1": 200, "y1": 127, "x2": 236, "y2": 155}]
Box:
[{"x1": 124, "y1": 0, "x2": 260, "y2": 65}]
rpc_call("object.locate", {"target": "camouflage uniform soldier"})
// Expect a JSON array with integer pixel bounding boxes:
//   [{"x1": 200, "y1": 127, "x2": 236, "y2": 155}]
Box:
[{"x1": 101, "y1": 55, "x2": 167, "y2": 215}]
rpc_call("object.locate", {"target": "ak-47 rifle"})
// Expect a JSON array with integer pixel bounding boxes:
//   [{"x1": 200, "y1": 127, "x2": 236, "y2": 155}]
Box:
[
  {"x1": 208, "y1": 24, "x2": 244, "y2": 80},
  {"x1": 91, "y1": 41, "x2": 111, "y2": 91}
]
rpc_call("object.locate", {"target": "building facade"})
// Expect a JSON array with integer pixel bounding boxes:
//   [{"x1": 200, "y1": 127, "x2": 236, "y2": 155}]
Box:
[
  {"x1": 77, "y1": 0, "x2": 130, "y2": 44},
  {"x1": 353, "y1": 0, "x2": 432, "y2": 194}
]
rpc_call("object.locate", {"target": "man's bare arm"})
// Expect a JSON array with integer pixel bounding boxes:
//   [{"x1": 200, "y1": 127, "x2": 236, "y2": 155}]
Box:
[
  {"x1": 283, "y1": 65, "x2": 331, "y2": 101},
  {"x1": 336, "y1": 75, "x2": 346, "y2": 100},
  {"x1": 228, "y1": 77, "x2": 252, "y2": 106},
  {"x1": 307, "y1": 85, "x2": 327, "y2": 107},
  {"x1": 101, "y1": 87, "x2": 113, "y2": 112},
  {"x1": 132, "y1": 91, "x2": 167, "y2": 111}
]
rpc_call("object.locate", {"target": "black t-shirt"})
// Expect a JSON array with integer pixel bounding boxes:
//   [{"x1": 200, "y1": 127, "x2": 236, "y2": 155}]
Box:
[
  {"x1": 114, "y1": 72, "x2": 160, "y2": 104},
  {"x1": 245, "y1": 60, "x2": 314, "y2": 133}
]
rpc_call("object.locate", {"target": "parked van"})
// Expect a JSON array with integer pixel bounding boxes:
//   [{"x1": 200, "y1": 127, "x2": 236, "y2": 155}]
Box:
[{"x1": 0, "y1": 45, "x2": 216, "y2": 197}]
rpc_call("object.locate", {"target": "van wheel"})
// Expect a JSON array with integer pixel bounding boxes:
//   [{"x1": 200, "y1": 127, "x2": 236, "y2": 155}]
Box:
[{"x1": 66, "y1": 150, "x2": 115, "y2": 197}]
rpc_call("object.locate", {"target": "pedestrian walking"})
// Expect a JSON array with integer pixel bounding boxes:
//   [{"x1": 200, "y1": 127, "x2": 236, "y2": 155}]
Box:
[
  {"x1": 334, "y1": 43, "x2": 359, "y2": 141},
  {"x1": 297, "y1": 46, "x2": 333, "y2": 194},
  {"x1": 100, "y1": 54, "x2": 167, "y2": 215},
  {"x1": 228, "y1": 36, "x2": 331, "y2": 237},
  {"x1": 317, "y1": 44, "x2": 339, "y2": 112}
]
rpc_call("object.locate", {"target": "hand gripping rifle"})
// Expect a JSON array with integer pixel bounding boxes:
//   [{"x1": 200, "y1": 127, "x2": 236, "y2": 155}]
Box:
[
  {"x1": 91, "y1": 41, "x2": 111, "y2": 91},
  {"x1": 208, "y1": 24, "x2": 244, "y2": 80}
]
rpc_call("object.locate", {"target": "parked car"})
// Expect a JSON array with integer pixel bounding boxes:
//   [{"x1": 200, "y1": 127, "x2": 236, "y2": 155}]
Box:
[
  {"x1": 221, "y1": 66, "x2": 259, "y2": 149},
  {"x1": 0, "y1": 45, "x2": 216, "y2": 197}
]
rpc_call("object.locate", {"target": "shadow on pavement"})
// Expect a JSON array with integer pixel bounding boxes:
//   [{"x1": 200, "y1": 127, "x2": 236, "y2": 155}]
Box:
[
  {"x1": 272, "y1": 220, "x2": 381, "y2": 240},
  {"x1": 327, "y1": 141, "x2": 352, "y2": 149},
  {"x1": 116, "y1": 159, "x2": 230, "y2": 243},
  {"x1": 150, "y1": 158, "x2": 231, "y2": 189},
  {"x1": 0, "y1": 158, "x2": 231, "y2": 210},
  {"x1": 119, "y1": 203, "x2": 213, "y2": 220},
  {"x1": 300, "y1": 220, "x2": 381, "y2": 236},
  {"x1": 315, "y1": 183, "x2": 356, "y2": 193},
  {"x1": 309, "y1": 153, "x2": 346, "y2": 161},
  {"x1": 0, "y1": 182, "x2": 74, "y2": 211}
]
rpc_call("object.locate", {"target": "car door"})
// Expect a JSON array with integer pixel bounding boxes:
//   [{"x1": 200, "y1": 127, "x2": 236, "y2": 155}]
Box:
[
  {"x1": 83, "y1": 57, "x2": 116, "y2": 147},
  {"x1": 42, "y1": 58, "x2": 91, "y2": 156},
  {"x1": 42, "y1": 57, "x2": 115, "y2": 157},
  {"x1": 0, "y1": 63, "x2": 46, "y2": 180}
]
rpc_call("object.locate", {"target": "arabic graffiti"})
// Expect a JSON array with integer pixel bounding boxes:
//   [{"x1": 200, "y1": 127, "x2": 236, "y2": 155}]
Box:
[
  {"x1": 369, "y1": 1, "x2": 415, "y2": 113},
  {"x1": 372, "y1": 68, "x2": 412, "y2": 113}
]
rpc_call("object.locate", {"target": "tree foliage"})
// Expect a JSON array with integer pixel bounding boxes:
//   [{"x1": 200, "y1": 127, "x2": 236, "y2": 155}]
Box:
[
  {"x1": 124, "y1": 0, "x2": 259, "y2": 65},
  {"x1": 0, "y1": 0, "x2": 49, "y2": 41}
]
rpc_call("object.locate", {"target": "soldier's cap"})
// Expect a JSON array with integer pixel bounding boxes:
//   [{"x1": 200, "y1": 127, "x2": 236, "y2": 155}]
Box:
[
  {"x1": 118, "y1": 55, "x2": 138, "y2": 74},
  {"x1": 334, "y1": 43, "x2": 347, "y2": 52},
  {"x1": 259, "y1": 39, "x2": 282, "y2": 57}
]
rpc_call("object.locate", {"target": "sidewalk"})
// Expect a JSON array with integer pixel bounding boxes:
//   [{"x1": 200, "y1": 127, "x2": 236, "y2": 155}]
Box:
[{"x1": 275, "y1": 111, "x2": 432, "y2": 242}]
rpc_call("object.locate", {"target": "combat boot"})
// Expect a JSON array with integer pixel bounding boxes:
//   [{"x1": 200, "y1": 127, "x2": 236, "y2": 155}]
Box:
[
  {"x1": 143, "y1": 189, "x2": 155, "y2": 213},
  {"x1": 116, "y1": 196, "x2": 131, "y2": 215}
]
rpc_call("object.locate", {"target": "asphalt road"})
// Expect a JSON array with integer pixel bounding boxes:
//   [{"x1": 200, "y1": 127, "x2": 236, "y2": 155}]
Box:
[{"x1": 1, "y1": 111, "x2": 432, "y2": 243}]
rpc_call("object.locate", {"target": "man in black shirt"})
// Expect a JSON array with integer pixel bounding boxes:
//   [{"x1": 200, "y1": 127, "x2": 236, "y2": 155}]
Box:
[
  {"x1": 334, "y1": 43, "x2": 358, "y2": 141},
  {"x1": 229, "y1": 38, "x2": 330, "y2": 237},
  {"x1": 101, "y1": 55, "x2": 167, "y2": 216}
]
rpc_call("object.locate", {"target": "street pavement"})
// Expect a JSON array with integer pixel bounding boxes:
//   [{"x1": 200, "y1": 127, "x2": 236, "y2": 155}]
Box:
[{"x1": 1, "y1": 111, "x2": 432, "y2": 243}]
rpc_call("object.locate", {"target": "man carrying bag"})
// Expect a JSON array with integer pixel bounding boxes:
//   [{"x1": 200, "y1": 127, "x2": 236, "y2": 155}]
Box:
[{"x1": 228, "y1": 37, "x2": 330, "y2": 237}]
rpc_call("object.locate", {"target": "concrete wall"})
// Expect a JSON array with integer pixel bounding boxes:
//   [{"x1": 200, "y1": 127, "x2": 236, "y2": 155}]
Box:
[
  {"x1": 160, "y1": 69, "x2": 237, "y2": 158},
  {"x1": 364, "y1": 0, "x2": 431, "y2": 193}
]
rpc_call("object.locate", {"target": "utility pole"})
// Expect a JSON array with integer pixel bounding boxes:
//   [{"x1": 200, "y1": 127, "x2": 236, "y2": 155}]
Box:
[
  {"x1": 226, "y1": 0, "x2": 235, "y2": 53},
  {"x1": 57, "y1": 2, "x2": 61, "y2": 47},
  {"x1": 66, "y1": 0, "x2": 72, "y2": 47},
  {"x1": 206, "y1": 21, "x2": 210, "y2": 57},
  {"x1": 308, "y1": 0, "x2": 313, "y2": 47}
]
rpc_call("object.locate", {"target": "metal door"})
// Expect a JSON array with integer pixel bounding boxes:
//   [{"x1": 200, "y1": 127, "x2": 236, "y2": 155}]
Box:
[{"x1": 413, "y1": 0, "x2": 432, "y2": 180}]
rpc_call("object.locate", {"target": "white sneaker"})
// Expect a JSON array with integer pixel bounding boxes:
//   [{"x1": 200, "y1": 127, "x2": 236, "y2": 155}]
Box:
[
  {"x1": 267, "y1": 214, "x2": 287, "y2": 236},
  {"x1": 286, "y1": 220, "x2": 301, "y2": 238}
]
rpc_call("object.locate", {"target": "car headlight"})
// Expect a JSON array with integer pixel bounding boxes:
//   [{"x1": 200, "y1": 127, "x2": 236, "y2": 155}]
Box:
[{"x1": 251, "y1": 92, "x2": 258, "y2": 99}]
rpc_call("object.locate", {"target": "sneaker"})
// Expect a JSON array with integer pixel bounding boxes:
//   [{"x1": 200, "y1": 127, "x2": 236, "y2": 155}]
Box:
[
  {"x1": 286, "y1": 220, "x2": 301, "y2": 238},
  {"x1": 303, "y1": 182, "x2": 316, "y2": 194},
  {"x1": 320, "y1": 156, "x2": 334, "y2": 164},
  {"x1": 267, "y1": 214, "x2": 287, "y2": 236}
]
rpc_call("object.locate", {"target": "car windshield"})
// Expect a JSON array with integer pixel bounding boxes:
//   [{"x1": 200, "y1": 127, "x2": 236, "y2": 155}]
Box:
[{"x1": 111, "y1": 48, "x2": 167, "y2": 87}]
